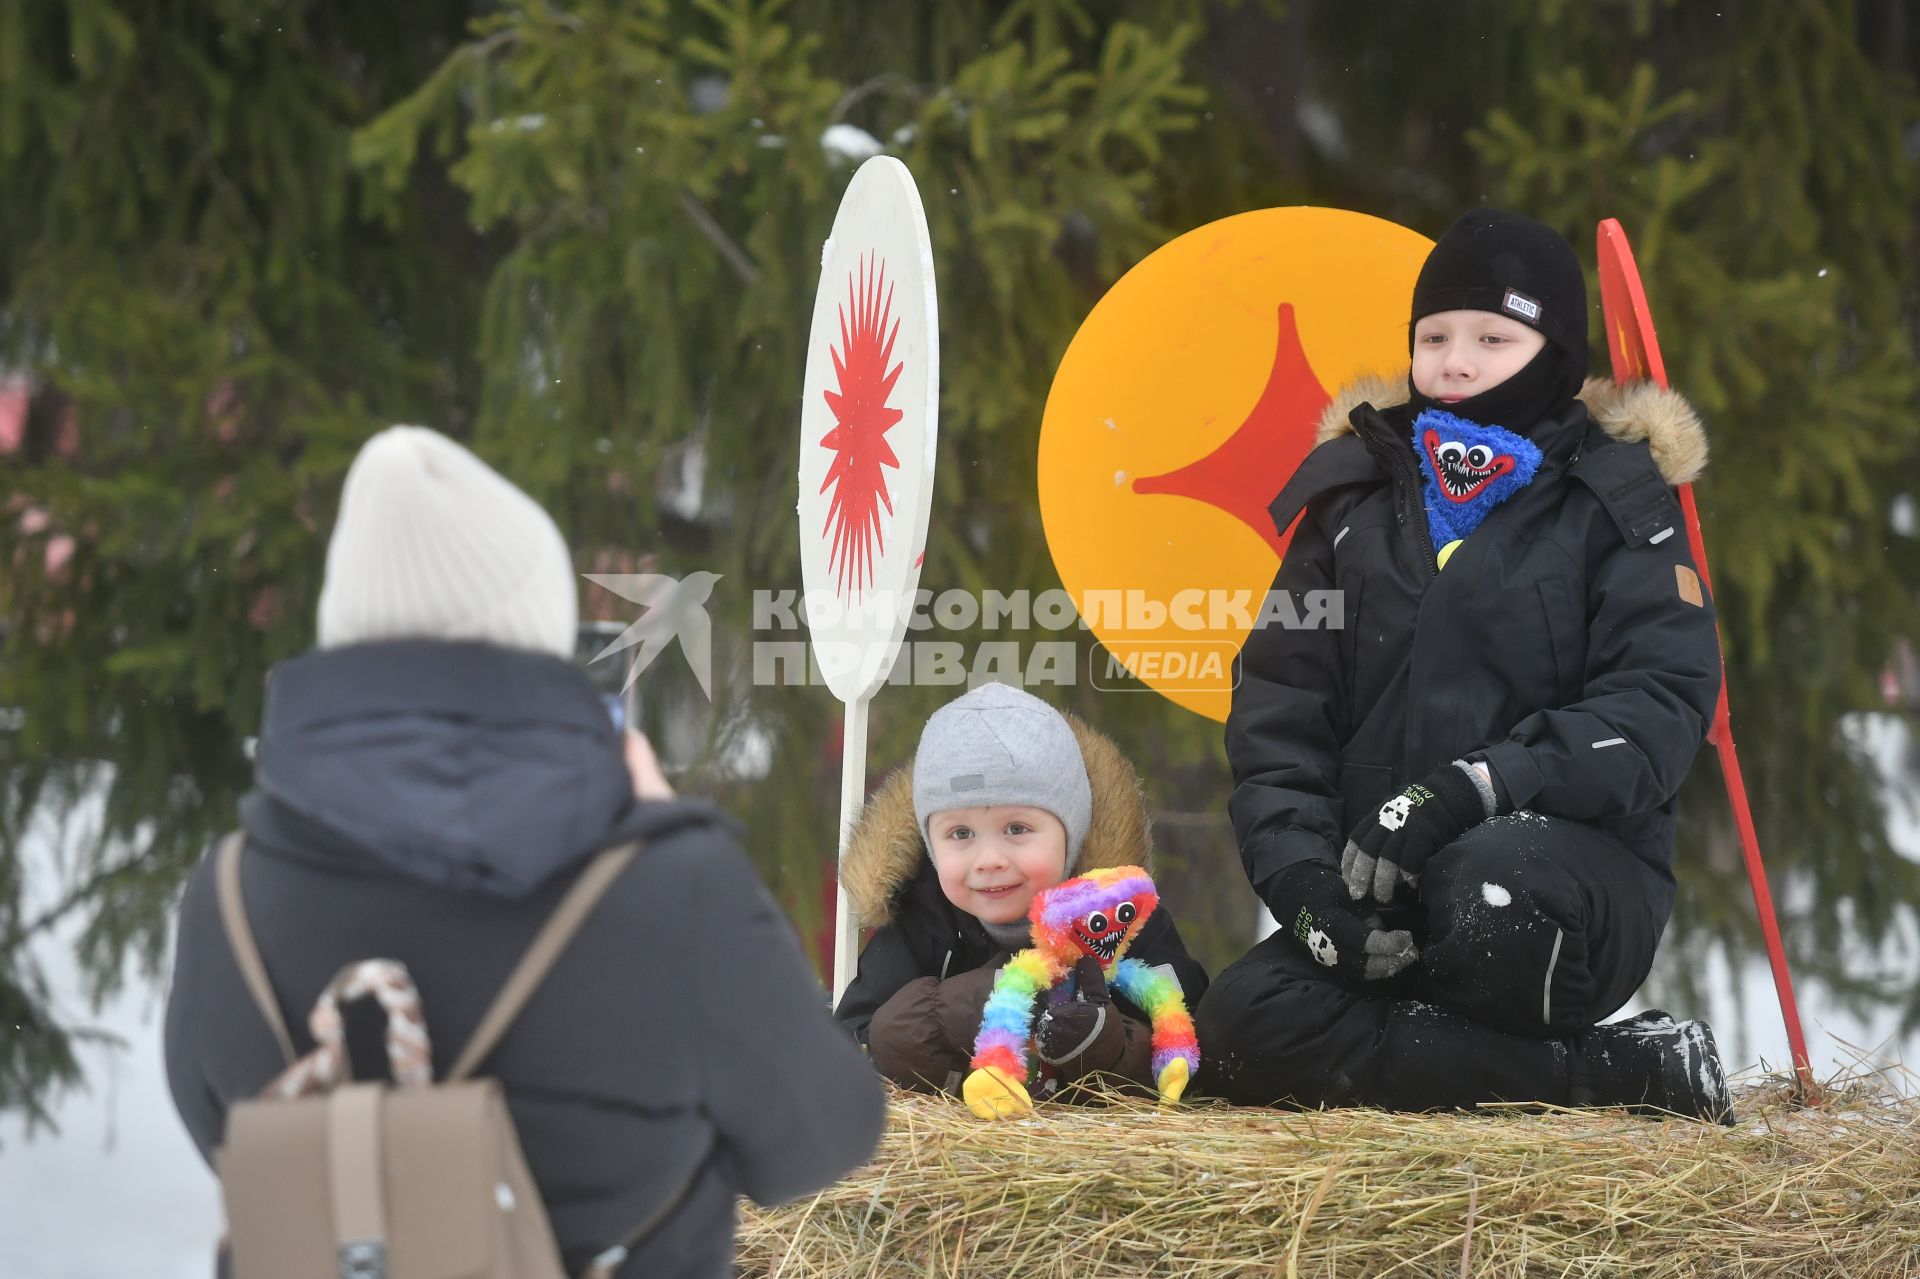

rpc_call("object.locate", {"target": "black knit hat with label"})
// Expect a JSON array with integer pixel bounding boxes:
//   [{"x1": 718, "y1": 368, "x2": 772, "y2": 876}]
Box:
[
  {"x1": 1406, "y1": 208, "x2": 1590, "y2": 432},
  {"x1": 1411, "y1": 208, "x2": 1589, "y2": 359}
]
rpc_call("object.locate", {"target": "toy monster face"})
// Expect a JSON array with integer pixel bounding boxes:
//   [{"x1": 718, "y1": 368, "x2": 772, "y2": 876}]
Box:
[
  {"x1": 1030, "y1": 865, "x2": 1160, "y2": 966},
  {"x1": 1422, "y1": 428, "x2": 1517, "y2": 503},
  {"x1": 1065, "y1": 896, "x2": 1150, "y2": 960}
]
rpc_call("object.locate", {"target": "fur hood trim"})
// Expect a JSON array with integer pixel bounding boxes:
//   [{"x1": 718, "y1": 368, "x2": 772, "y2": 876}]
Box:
[
  {"x1": 1312, "y1": 373, "x2": 1708, "y2": 487},
  {"x1": 840, "y1": 714, "x2": 1152, "y2": 927}
]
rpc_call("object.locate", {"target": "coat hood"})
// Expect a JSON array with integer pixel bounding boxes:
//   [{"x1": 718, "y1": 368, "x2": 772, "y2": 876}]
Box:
[
  {"x1": 249, "y1": 639, "x2": 644, "y2": 898},
  {"x1": 1314, "y1": 372, "x2": 1709, "y2": 487},
  {"x1": 841, "y1": 713, "x2": 1152, "y2": 927}
]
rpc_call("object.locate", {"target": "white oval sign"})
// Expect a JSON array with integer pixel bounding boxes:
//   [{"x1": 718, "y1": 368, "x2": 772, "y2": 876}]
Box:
[{"x1": 797, "y1": 156, "x2": 940, "y2": 703}]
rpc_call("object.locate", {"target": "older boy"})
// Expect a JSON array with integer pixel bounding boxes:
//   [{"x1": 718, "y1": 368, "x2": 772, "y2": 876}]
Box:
[{"x1": 1198, "y1": 209, "x2": 1734, "y2": 1121}]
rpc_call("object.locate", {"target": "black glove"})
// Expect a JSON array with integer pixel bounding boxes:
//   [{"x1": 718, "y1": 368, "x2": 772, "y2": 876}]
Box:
[
  {"x1": 1341, "y1": 760, "x2": 1498, "y2": 906},
  {"x1": 1273, "y1": 861, "x2": 1418, "y2": 982},
  {"x1": 1034, "y1": 957, "x2": 1125, "y2": 1073}
]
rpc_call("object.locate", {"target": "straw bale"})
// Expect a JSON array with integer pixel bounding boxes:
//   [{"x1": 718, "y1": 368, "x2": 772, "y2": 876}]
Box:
[{"x1": 738, "y1": 1073, "x2": 1920, "y2": 1278}]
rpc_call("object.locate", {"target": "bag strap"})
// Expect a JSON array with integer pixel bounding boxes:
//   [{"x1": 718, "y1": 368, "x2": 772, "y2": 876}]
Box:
[
  {"x1": 215, "y1": 833, "x2": 298, "y2": 1066},
  {"x1": 447, "y1": 842, "x2": 639, "y2": 1083},
  {"x1": 328, "y1": 1085, "x2": 390, "y2": 1279},
  {"x1": 580, "y1": 1154, "x2": 705, "y2": 1279}
]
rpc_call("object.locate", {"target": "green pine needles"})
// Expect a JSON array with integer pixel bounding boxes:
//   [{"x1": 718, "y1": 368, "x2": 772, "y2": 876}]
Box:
[{"x1": 0, "y1": 0, "x2": 1914, "y2": 1126}]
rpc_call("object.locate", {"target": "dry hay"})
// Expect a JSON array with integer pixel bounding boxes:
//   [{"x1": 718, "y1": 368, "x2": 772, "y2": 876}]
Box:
[{"x1": 739, "y1": 1071, "x2": 1920, "y2": 1278}]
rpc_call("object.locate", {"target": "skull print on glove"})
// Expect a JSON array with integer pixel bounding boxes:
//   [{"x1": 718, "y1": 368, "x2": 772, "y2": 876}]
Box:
[
  {"x1": 1340, "y1": 761, "x2": 1500, "y2": 906},
  {"x1": 1271, "y1": 860, "x2": 1418, "y2": 984}
]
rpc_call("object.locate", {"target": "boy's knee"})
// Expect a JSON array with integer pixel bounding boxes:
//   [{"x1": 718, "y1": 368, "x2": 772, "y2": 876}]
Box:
[
  {"x1": 1423, "y1": 817, "x2": 1584, "y2": 924},
  {"x1": 1419, "y1": 882, "x2": 1593, "y2": 1037}
]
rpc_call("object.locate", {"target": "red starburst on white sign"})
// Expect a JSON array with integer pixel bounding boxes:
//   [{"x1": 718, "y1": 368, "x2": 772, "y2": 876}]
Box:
[{"x1": 818, "y1": 251, "x2": 904, "y2": 597}]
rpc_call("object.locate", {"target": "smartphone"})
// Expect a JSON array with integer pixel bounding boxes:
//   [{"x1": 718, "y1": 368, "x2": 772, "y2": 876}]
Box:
[{"x1": 575, "y1": 621, "x2": 637, "y2": 733}]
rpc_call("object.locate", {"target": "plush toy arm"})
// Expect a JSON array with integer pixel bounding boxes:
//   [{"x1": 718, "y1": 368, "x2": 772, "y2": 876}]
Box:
[
  {"x1": 1110, "y1": 957, "x2": 1201, "y2": 1104},
  {"x1": 963, "y1": 947, "x2": 1068, "y2": 1119}
]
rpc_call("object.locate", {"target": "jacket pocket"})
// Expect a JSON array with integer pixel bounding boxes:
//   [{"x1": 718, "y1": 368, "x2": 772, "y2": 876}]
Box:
[
  {"x1": 1338, "y1": 762, "x2": 1396, "y2": 839},
  {"x1": 1534, "y1": 577, "x2": 1585, "y2": 701}
]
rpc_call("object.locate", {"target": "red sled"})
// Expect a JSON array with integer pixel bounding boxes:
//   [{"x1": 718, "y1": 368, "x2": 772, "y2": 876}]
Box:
[{"x1": 1597, "y1": 218, "x2": 1815, "y2": 1095}]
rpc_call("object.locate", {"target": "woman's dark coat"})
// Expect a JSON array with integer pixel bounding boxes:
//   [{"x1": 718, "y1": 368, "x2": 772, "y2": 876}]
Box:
[{"x1": 164, "y1": 640, "x2": 885, "y2": 1279}]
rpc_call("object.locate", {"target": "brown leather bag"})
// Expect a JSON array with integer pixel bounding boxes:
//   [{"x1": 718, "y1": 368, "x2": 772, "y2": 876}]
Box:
[{"x1": 212, "y1": 833, "x2": 685, "y2": 1279}]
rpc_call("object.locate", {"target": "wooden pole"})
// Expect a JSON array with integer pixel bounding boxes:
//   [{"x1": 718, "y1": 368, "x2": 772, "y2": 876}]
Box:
[{"x1": 832, "y1": 694, "x2": 871, "y2": 1003}]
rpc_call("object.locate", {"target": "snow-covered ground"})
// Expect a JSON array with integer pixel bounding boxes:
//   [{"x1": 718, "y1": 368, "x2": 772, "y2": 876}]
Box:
[
  {"x1": 0, "y1": 783, "x2": 220, "y2": 1279},
  {"x1": 2, "y1": 720, "x2": 1914, "y2": 1278},
  {"x1": 0, "y1": 944, "x2": 219, "y2": 1279}
]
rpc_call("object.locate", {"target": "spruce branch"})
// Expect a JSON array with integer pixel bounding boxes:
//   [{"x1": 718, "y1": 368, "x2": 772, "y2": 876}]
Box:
[{"x1": 677, "y1": 191, "x2": 760, "y2": 284}]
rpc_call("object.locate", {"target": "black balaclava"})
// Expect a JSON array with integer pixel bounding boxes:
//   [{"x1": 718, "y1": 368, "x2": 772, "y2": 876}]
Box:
[{"x1": 1406, "y1": 208, "x2": 1590, "y2": 433}]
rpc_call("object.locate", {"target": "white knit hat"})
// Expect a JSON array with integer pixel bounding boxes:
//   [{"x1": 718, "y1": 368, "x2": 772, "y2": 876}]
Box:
[{"x1": 316, "y1": 426, "x2": 578, "y2": 659}]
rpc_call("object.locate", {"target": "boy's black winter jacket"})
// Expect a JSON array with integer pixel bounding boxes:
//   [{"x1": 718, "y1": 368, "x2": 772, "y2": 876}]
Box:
[
  {"x1": 1228, "y1": 375, "x2": 1720, "y2": 923},
  {"x1": 164, "y1": 640, "x2": 884, "y2": 1279}
]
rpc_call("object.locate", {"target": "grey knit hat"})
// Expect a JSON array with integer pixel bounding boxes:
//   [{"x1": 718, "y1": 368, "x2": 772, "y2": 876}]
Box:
[{"x1": 912, "y1": 682, "x2": 1094, "y2": 869}]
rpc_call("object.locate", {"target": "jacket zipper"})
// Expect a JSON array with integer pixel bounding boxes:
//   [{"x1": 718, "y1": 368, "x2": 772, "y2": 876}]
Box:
[
  {"x1": 1372, "y1": 417, "x2": 1439, "y2": 577},
  {"x1": 1344, "y1": 403, "x2": 1443, "y2": 578},
  {"x1": 1399, "y1": 449, "x2": 1439, "y2": 577}
]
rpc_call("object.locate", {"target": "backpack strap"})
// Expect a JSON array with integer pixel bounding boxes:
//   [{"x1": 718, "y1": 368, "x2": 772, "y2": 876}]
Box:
[
  {"x1": 447, "y1": 842, "x2": 639, "y2": 1083},
  {"x1": 328, "y1": 1085, "x2": 390, "y2": 1277},
  {"x1": 215, "y1": 833, "x2": 298, "y2": 1066},
  {"x1": 580, "y1": 1163, "x2": 703, "y2": 1279}
]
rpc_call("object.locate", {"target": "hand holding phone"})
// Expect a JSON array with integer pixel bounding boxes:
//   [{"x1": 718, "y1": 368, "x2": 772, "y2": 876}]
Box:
[{"x1": 623, "y1": 731, "x2": 674, "y2": 800}]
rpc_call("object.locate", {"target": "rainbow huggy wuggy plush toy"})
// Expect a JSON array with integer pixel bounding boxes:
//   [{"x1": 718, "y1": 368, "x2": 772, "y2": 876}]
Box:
[{"x1": 963, "y1": 865, "x2": 1201, "y2": 1120}]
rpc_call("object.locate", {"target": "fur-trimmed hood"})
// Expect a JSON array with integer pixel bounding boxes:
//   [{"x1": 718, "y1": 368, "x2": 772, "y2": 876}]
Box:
[
  {"x1": 841, "y1": 714, "x2": 1152, "y2": 927},
  {"x1": 1313, "y1": 373, "x2": 1709, "y2": 487}
]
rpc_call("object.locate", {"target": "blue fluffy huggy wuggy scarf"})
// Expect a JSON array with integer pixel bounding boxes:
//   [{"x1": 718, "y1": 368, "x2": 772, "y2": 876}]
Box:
[{"x1": 1412, "y1": 409, "x2": 1543, "y2": 563}]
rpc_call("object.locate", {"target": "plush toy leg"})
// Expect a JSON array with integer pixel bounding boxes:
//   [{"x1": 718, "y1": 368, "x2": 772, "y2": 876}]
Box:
[
  {"x1": 963, "y1": 1065, "x2": 1033, "y2": 1119},
  {"x1": 1156, "y1": 1057, "x2": 1191, "y2": 1106}
]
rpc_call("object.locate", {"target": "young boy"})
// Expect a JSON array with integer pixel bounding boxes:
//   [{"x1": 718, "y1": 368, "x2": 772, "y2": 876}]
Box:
[
  {"x1": 834, "y1": 682, "x2": 1208, "y2": 1098},
  {"x1": 1199, "y1": 208, "x2": 1736, "y2": 1120}
]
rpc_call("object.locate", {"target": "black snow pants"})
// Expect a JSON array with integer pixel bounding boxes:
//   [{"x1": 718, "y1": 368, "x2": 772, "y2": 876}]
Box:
[{"x1": 1196, "y1": 813, "x2": 1672, "y2": 1110}]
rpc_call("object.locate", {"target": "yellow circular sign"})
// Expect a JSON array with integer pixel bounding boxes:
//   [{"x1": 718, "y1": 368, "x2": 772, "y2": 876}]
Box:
[{"x1": 1039, "y1": 207, "x2": 1431, "y2": 720}]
